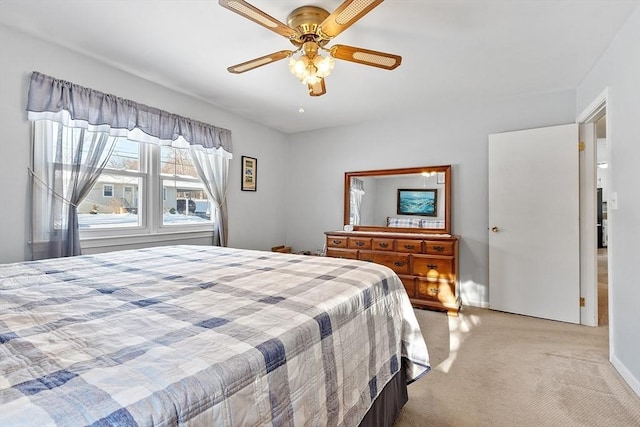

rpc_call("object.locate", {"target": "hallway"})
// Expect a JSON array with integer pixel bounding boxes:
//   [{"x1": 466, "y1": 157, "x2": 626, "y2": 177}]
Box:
[{"x1": 598, "y1": 248, "x2": 608, "y2": 327}]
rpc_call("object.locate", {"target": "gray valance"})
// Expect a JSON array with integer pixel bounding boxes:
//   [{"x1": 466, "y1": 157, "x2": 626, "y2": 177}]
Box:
[{"x1": 27, "y1": 71, "x2": 232, "y2": 155}]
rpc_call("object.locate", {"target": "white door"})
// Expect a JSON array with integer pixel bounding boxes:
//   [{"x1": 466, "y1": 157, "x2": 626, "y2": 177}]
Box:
[{"x1": 489, "y1": 124, "x2": 580, "y2": 324}]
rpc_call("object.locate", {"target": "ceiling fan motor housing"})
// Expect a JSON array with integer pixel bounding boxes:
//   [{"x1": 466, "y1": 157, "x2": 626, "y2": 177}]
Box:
[{"x1": 287, "y1": 6, "x2": 330, "y2": 47}]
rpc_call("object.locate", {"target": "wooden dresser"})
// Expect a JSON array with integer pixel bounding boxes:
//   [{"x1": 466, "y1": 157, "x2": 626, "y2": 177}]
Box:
[{"x1": 325, "y1": 230, "x2": 461, "y2": 316}]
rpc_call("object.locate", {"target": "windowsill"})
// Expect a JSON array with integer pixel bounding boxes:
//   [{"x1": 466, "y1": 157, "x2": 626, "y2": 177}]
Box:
[{"x1": 80, "y1": 229, "x2": 214, "y2": 250}]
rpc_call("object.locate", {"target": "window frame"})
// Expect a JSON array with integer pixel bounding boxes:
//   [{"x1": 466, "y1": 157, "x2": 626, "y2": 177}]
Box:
[
  {"x1": 79, "y1": 140, "x2": 214, "y2": 241},
  {"x1": 158, "y1": 145, "x2": 214, "y2": 229},
  {"x1": 102, "y1": 184, "x2": 114, "y2": 198}
]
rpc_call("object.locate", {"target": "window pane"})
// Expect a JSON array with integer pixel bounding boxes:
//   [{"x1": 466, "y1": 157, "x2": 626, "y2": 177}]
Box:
[
  {"x1": 78, "y1": 175, "x2": 142, "y2": 228},
  {"x1": 161, "y1": 146, "x2": 197, "y2": 178},
  {"x1": 107, "y1": 139, "x2": 140, "y2": 171},
  {"x1": 162, "y1": 179, "x2": 212, "y2": 225},
  {"x1": 103, "y1": 184, "x2": 114, "y2": 197}
]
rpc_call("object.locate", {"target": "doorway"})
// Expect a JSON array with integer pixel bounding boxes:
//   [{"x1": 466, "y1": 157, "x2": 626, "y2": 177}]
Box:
[
  {"x1": 595, "y1": 115, "x2": 609, "y2": 327},
  {"x1": 577, "y1": 88, "x2": 611, "y2": 340}
]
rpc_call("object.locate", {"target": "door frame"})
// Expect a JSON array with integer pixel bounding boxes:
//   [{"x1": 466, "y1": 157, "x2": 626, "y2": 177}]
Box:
[{"x1": 577, "y1": 88, "x2": 610, "y2": 337}]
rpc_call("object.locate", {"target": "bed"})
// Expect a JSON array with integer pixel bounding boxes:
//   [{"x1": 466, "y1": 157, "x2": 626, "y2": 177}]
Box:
[
  {"x1": 0, "y1": 245, "x2": 429, "y2": 426},
  {"x1": 386, "y1": 217, "x2": 445, "y2": 229}
]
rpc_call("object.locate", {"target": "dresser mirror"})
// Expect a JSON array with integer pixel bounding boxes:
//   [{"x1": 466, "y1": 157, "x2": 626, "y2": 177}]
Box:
[{"x1": 344, "y1": 165, "x2": 452, "y2": 234}]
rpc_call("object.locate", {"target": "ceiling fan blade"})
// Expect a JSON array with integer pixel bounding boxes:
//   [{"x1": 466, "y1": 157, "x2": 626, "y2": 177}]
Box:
[
  {"x1": 219, "y1": 0, "x2": 298, "y2": 39},
  {"x1": 329, "y1": 44, "x2": 401, "y2": 70},
  {"x1": 308, "y1": 78, "x2": 327, "y2": 97},
  {"x1": 319, "y1": 0, "x2": 384, "y2": 39},
  {"x1": 227, "y1": 50, "x2": 294, "y2": 74}
]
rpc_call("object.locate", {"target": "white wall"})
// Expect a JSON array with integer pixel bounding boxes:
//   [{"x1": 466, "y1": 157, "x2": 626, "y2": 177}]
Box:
[
  {"x1": 0, "y1": 25, "x2": 288, "y2": 263},
  {"x1": 285, "y1": 91, "x2": 576, "y2": 307},
  {"x1": 576, "y1": 6, "x2": 640, "y2": 395}
]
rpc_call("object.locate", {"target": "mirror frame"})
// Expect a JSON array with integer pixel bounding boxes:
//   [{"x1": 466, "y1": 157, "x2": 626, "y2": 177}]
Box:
[{"x1": 344, "y1": 165, "x2": 452, "y2": 234}]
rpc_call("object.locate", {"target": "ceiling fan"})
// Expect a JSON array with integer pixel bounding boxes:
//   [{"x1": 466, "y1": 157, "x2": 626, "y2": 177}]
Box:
[{"x1": 218, "y1": 0, "x2": 401, "y2": 97}]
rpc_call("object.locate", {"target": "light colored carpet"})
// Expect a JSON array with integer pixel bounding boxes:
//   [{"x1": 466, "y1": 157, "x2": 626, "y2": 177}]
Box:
[{"x1": 394, "y1": 306, "x2": 640, "y2": 427}]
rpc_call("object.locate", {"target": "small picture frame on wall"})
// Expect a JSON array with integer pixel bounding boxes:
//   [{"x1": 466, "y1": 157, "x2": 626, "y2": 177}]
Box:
[{"x1": 241, "y1": 156, "x2": 257, "y2": 191}]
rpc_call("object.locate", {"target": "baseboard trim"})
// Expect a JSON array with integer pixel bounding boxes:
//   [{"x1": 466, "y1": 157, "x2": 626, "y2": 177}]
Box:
[
  {"x1": 460, "y1": 299, "x2": 490, "y2": 309},
  {"x1": 611, "y1": 353, "x2": 640, "y2": 397}
]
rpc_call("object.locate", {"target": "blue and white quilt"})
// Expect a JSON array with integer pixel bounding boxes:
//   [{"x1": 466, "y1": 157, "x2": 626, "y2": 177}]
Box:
[{"x1": 0, "y1": 245, "x2": 430, "y2": 426}]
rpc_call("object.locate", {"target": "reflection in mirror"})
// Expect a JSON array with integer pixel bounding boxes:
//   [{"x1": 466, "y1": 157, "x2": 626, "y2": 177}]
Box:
[
  {"x1": 344, "y1": 165, "x2": 452, "y2": 234},
  {"x1": 350, "y1": 177, "x2": 365, "y2": 225}
]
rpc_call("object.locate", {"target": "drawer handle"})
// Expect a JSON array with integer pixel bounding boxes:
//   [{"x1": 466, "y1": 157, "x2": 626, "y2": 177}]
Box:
[
  {"x1": 429, "y1": 288, "x2": 440, "y2": 295},
  {"x1": 433, "y1": 245, "x2": 445, "y2": 252},
  {"x1": 403, "y1": 244, "x2": 415, "y2": 250},
  {"x1": 332, "y1": 240, "x2": 342, "y2": 245},
  {"x1": 427, "y1": 264, "x2": 438, "y2": 270},
  {"x1": 356, "y1": 241, "x2": 365, "y2": 247},
  {"x1": 362, "y1": 258, "x2": 373, "y2": 262},
  {"x1": 394, "y1": 261, "x2": 405, "y2": 267},
  {"x1": 379, "y1": 243, "x2": 389, "y2": 248}
]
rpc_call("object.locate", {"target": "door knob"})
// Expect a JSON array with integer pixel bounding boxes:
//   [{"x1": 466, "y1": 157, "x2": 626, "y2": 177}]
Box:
[{"x1": 491, "y1": 226, "x2": 499, "y2": 232}]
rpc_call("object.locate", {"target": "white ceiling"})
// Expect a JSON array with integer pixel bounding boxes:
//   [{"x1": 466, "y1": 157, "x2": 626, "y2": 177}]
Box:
[{"x1": 1, "y1": 0, "x2": 638, "y2": 134}]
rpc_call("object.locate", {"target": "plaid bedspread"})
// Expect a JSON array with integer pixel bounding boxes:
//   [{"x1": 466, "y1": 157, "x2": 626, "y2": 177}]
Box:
[{"x1": 0, "y1": 245, "x2": 430, "y2": 426}]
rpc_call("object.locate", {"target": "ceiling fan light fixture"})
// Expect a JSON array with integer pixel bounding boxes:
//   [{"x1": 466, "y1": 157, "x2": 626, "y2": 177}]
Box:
[
  {"x1": 288, "y1": 50, "x2": 335, "y2": 85},
  {"x1": 288, "y1": 54, "x2": 308, "y2": 74},
  {"x1": 314, "y1": 55, "x2": 335, "y2": 77}
]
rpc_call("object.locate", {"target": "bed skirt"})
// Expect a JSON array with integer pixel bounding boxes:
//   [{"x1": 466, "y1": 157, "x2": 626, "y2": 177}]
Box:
[{"x1": 360, "y1": 366, "x2": 408, "y2": 427}]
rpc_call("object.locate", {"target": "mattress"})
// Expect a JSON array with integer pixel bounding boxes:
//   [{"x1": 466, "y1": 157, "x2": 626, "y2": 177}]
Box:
[{"x1": 0, "y1": 245, "x2": 430, "y2": 426}]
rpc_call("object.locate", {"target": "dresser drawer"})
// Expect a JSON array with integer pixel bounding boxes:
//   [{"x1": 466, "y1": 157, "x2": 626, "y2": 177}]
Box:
[
  {"x1": 348, "y1": 237, "x2": 372, "y2": 250},
  {"x1": 359, "y1": 251, "x2": 410, "y2": 275},
  {"x1": 326, "y1": 248, "x2": 358, "y2": 259},
  {"x1": 396, "y1": 239, "x2": 423, "y2": 253},
  {"x1": 411, "y1": 254, "x2": 455, "y2": 281},
  {"x1": 425, "y1": 241, "x2": 455, "y2": 256},
  {"x1": 372, "y1": 238, "x2": 395, "y2": 251},
  {"x1": 326, "y1": 236, "x2": 347, "y2": 248},
  {"x1": 415, "y1": 279, "x2": 455, "y2": 302}
]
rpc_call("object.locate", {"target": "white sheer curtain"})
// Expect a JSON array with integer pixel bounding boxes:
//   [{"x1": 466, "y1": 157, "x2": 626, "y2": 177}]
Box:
[
  {"x1": 31, "y1": 121, "x2": 118, "y2": 259},
  {"x1": 27, "y1": 72, "x2": 233, "y2": 259},
  {"x1": 189, "y1": 146, "x2": 231, "y2": 247},
  {"x1": 350, "y1": 177, "x2": 365, "y2": 225}
]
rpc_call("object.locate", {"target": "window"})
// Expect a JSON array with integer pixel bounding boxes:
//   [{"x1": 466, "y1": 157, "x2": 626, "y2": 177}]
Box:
[
  {"x1": 77, "y1": 141, "x2": 213, "y2": 234},
  {"x1": 79, "y1": 139, "x2": 143, "y2": 229},
  {"x1": 161, "y1": 146, "x2": 212, "y2": 225},
  {"x1": 103, "y1": 184, "x2": 114, "y2": 198}
]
